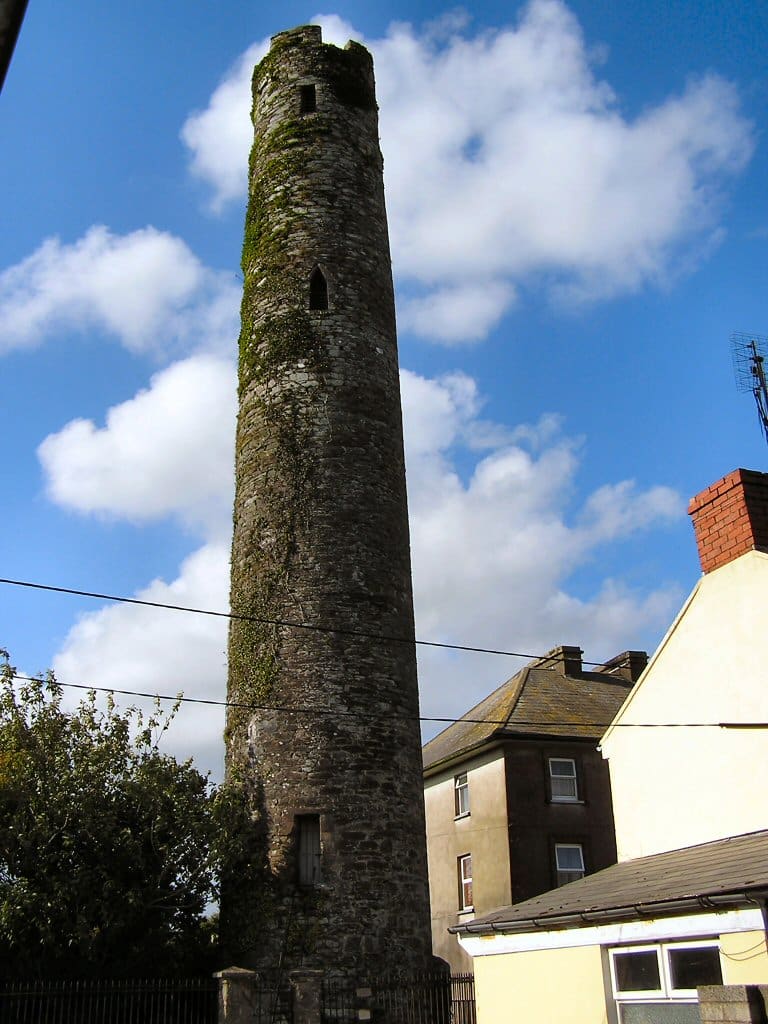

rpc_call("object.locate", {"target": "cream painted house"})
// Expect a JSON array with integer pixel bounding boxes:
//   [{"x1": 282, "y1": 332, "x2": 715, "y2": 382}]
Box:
[
  {"x1": 453, "y1": 468, "x2": 768, "y2": 1023},
  {"x1": 601, "y1": 470, "x2": 768, "y2": 860},
  {"x1": 458, "y1": 830, "x2": 768, "y2": 1024}
]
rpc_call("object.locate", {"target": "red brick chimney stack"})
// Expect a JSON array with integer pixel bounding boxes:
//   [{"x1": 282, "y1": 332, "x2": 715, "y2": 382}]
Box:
[{"x1": 688, "y1": 468, "x2": 768, "y2": 574}]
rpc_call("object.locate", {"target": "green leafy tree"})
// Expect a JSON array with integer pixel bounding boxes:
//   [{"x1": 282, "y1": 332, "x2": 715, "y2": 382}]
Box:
[{"x1": 0, "y1": 649, "x2": 219, "y2": 978}]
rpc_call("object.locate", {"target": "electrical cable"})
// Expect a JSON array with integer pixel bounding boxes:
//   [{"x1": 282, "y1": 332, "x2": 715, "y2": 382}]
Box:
[
  {"x1": 720, "y1": 938, "x2": 767, "y2": 961},
  {"x1": 6, "y1": 672, "x2": 763, "y2": 730},
  {"x1": 0, "y1": 575, "x2": 614, "y2": 666}
]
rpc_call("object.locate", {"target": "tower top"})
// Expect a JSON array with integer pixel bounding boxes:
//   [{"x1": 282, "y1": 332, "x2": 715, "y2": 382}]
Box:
[
  {"x1": 255, "y1": 24, "x2": 375, "y2": 114},
  {"x1": 270, "y1": 24, "x2": 323, "y2": 48},
  {"x1": 268, "y1": 23, "x2": 370, "y2": 59}
]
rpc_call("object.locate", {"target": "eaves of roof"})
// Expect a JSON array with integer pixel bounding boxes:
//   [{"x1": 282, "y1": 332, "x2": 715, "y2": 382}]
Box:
[
  {"x1": 451, "y1": 829, "x2": 768, "y2": 937},
  {"x1": 451, "y1": 890, "x2": 766, "y2": 937}
]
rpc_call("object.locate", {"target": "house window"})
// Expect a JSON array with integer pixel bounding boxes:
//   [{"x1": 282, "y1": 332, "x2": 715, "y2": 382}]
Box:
[
  {"x1": 667, "y1": 945, "x2": 722, "y2": 993},
  {"x1": 454, "y1": 772, "x2": 470, "y2": 817},
  {"x1": 554, "y1": 843, "x2": 584, "y2": 886},
  {"x1": 299, "y1": 84, "x2": 317, "y2": 113},
  {"x1": 297, "y1": 814, "x2": 321, "y2": 886},
  {"x1": 457, "y1": 854, "x2": 473, "y2": 911},
  {"x1": 610, "y1": 942, "x2": 723, "y2": 1022},
  {"x1": 309, "y1": 266, "x2": 328, "y2": 310},
  {"x1": 549, "y1": 757, "x2": 578, "y2": 802}
]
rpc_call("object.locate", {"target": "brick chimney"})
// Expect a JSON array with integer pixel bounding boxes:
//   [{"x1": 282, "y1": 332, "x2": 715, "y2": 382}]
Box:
[{"x1": 688, "y1": 468, "x2": 768, "y2": 573}]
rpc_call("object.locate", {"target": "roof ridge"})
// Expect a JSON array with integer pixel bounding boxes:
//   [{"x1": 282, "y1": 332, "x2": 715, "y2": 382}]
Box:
[{"x1": 502, "y1": 664, "x2": 530, "y2": 726}]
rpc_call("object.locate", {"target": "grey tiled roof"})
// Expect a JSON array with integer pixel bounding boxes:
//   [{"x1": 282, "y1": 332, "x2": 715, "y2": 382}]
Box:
[
  {"x1": 453, "y1": 830, "x2": 768, "y2": 935},
  {"x1": 422, "y1": 657, "x2": 633, "y2": 772}
]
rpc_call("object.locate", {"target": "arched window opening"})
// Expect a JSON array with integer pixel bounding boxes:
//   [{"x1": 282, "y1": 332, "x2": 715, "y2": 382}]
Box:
[
  {"x1": 309, "y1": 267, "x2": 329, "y2": 310},
  {"x1": 300, "y1": 84, "x2": 317, "y2": 114}
]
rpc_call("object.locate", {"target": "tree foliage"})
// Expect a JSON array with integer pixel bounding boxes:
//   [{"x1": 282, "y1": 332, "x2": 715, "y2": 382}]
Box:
[{"x1": 0, "y1": 649, "x2": 219, "y2": 978}]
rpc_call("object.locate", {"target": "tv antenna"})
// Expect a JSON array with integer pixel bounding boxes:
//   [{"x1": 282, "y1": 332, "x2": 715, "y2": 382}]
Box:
[{"x1": 731, "y1": 332, "x2": 768, "y2": 445}]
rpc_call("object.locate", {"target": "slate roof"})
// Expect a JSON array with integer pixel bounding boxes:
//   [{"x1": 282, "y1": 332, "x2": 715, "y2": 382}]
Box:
[
  {"x1": 422, "y1": 649, "x2": 634, "y2": 772},
  {"x1": 453, "y1": 830, "x2": 768, "y2": 935}
]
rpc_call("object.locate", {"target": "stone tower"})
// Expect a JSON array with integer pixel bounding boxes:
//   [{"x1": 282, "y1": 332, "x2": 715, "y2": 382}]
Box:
[{"x1": 224, "y1": 25, "x2": 433, "y2": 977}]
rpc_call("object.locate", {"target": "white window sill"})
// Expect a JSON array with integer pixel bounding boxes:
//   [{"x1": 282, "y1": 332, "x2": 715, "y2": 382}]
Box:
[{"x1": 454, "y1": 811, "x2": 471, "y2": 821}]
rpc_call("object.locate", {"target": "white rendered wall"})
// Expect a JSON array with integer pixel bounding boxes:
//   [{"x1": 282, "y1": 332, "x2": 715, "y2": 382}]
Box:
[{"x1": 601, "y1": 550, "x2": 768, "y2": 861}]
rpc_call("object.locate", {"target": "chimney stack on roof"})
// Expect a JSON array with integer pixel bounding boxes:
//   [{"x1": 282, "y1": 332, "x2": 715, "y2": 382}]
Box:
[
  {"x1": 595, "y1": 650, "x2": 648, "y2": 682},
  {"x1": 539, "y1": 645, "x2": 583, "y2": 675},
  {"x1": 688, "y1": 468, "x2": 768, "y2": 574}
]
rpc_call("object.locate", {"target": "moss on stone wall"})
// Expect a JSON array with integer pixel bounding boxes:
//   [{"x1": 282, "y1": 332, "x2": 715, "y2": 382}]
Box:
[{"x1": 228, "y1": 94, "x2": 330, "y2": 761}]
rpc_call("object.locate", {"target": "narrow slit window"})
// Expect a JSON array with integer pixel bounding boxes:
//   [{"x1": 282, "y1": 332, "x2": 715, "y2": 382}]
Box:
[
  {"x1": 309, "y1": 267, "x2": 329, "y2": 310},
  {"x1": 297, "y1": 814, "x2": 321, "y2": 886},
  {"x1": 300, "y1": 84, "x2": 317, "y2": 114}
]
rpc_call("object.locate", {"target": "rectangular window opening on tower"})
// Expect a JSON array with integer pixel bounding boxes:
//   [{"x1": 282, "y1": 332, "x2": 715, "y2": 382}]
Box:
[
  {"x1": 309, "y1": 266, "x2": 329, "y2": 310},
  {"x1": 300, "y1": 84, "x2": 317, "y2": 114},
  {"x1": 297, "y1": 814, "x2": 322, "y2": 886}
]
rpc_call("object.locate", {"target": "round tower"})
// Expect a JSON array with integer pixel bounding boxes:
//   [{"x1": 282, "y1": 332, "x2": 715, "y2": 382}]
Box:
[{"x1": 224, "y1": 25, "x2": 433, "y2": 977}]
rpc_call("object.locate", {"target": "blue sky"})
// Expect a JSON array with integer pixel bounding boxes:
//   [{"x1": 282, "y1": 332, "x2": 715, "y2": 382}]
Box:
[{"x1": 1, "y1": 0, "x2": 766, "y2": 777}]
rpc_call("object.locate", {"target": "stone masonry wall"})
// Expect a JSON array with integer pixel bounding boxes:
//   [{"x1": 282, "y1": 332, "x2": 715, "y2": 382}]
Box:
[
  {"x1": 698, "y1": 985, "x2": 768, "y2": 1023},
  {"x1": 223, "y1": 25, "x2": 434, "y2": 978}
]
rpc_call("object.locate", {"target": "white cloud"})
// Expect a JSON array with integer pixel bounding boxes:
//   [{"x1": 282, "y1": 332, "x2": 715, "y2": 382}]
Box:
[
  {"x1": 48, "y1": 365, "x2": 685, "y2": 770},
  {"x1": 181, "y1": 1, "x2": 753, "y2": 343},
  {"x1": 398, "y1": 281, "x2": 515, "y2": 344},
  {"x1": 399, "y1": 369, "x2": 684, "y2": 728},
  {"x1": 579, "y1": 480, "x2": 684, "y2": 542},
  {"x1": 0, "y1": 225, "x2": 239, "y2": 357},
  {"x1": 38, "y1": 354, "x2": 236, "y2": 536},
  {"x1": 53, "y1": 543, "x2": 230, "y2": 781},
  {"x1": 181, "y1": 41, "x2": 268, "y2": 212}
]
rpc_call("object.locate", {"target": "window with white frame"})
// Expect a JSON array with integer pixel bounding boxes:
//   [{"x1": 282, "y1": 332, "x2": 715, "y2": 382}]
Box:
[
  {"x1": 554, "y1": 843, "x2": 585, "y2": 886},
  {"x1": 457, "y1": 854, "x2": 473, "y2": 911},
  {"x1": 609, "y1": 941, "x2": 723, "y2": 1022},
  {"x1": 454, "y1": 772, "x2": 470, "y2": 817},
  {"x1": 549, "y1": 757, "x2": 578, "y2": 801}
]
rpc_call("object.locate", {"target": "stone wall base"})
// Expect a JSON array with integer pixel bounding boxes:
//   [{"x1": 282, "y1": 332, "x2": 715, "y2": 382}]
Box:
[{"x1": 698, "y1": 985, "x2": 768, "y2": 1024}]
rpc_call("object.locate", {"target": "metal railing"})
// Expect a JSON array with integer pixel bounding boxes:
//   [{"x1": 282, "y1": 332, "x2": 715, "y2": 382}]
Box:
[
  {"x1": 321, "y1": 970, "x2": 476, "y2": 1024},
  {"x1": 0, "y1": 977, "x2": 218, "y2": 1024},
  {"x1": 0, "y1": 970, "x2": 475, "y2": 1024}
]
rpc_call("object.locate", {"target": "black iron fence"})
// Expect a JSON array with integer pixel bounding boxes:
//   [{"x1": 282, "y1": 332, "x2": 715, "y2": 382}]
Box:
[
  {"x1": 0, "y1": 969, "x2": 474, "y2": 1024},
  {"x1": 321, "y1": 970, "x2": 476, "y2": 1024},
  {"x1": 0, "y1": 977, "x2": 218, "y2": 1024},
  {"x1": 447, "y1": 973, "x2": 476, "y2": 1024}
]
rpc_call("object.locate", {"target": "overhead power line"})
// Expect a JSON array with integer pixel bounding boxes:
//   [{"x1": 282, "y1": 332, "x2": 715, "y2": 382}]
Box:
[
  {"x1": 0, "y1": 575, "x2": 610, "y2": 667},
  {"x1": 6, "y1": 673, "x2": 764, "y2": 731}
]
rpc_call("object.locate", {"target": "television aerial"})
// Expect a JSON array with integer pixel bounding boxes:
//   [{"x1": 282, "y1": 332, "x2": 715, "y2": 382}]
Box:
[{"x1": 731, "y1": 332, "x2": 768, "y2": 445}]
